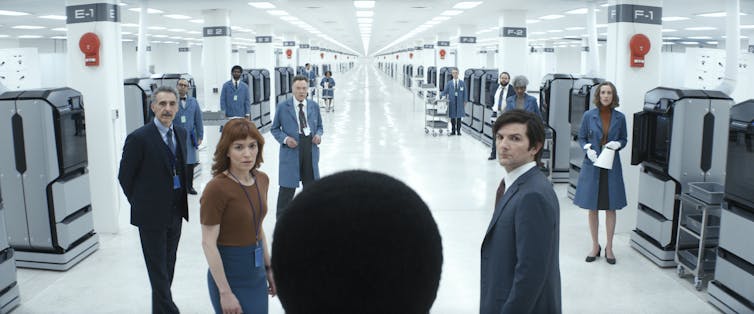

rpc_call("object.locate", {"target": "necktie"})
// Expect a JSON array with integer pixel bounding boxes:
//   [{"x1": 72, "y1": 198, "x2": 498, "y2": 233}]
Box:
[
  {"x1": 234, "y1": 81, "x2": 238, "y2": 89},
  {"x1": 167, "y1": 128, "x2": 176, "y2": 155},
  {"x1": 495, "y1": 178, "x2": 506, "y2": 208},
  {"x1": 181, "y1": 97, "x2": 186, "y2": 109},
  {"x1": 298, "y1": 103, "x2": 307, "y2": 134},
  {"x1": 498, "y1": 88, "x2": 504, "y2": 109}
]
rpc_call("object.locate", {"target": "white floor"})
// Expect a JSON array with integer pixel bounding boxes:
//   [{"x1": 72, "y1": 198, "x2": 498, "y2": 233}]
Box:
[{"x1": 13, "y1": 63, "x2": 720, "y2": 313}]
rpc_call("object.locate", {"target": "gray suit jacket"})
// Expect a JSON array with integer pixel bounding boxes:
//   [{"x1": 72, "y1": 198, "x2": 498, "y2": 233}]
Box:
[{"x1": 480, "y1": 166, "x2": 561, "y2": 314}]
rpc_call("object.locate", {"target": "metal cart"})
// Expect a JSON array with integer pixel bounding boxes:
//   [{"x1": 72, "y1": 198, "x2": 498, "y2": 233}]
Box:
[
  {"x1": 425, "y1": 97, "x2": 449, "y2": 136},
  {"x1": 675, "y1": 182, "x2": 724, "y2": 291}
]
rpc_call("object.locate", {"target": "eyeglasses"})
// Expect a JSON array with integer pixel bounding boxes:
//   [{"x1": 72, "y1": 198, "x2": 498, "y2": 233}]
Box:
[{"x1": 177, "y1": 84, "x2": 190, "y2": 87}]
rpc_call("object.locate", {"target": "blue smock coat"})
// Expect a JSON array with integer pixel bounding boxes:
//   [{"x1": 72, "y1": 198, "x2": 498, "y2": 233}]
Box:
[
  {"x1": 174, "y1": 96, "x2": 204, "y2": 164},
  {"x1": 220, "y1": 80, "x2": 251, "y2": 117},
  {"x1": 441, "y1": 79, "x2": 466, "y2": 119},
  {"x1": 573, "y1": 108, "x2": 628, "y2": 210},
  {"x1": 270, "y1": 97, "x2": 323, "y2": 188},
  {"x1": 505, "y1": 94, "x2": 542, "y2": 118},
  {"x1": 320, "y1": 77, "x2": 335, "y2": 98}
]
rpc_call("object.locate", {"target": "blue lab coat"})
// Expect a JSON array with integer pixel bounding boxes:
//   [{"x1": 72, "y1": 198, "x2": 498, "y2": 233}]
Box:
[
  {"x1": 320, "y1": 77, "x2": 335, "y2": 98},
  {"x1": 441, "y1": 79, "x2": 466, "y2": 119},
  {"x1": 270, "y1": 97, "x2": 323, "y2": 188},
  {"x1": 220, "y1": 80, "x2": 251, "y2": 117},
  {"x1": 174, "y1": 96, "x2": 204, "y2": 164}
]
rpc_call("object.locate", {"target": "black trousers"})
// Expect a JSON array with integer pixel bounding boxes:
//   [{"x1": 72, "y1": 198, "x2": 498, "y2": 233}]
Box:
[
  {"x1": 139, "y1": 215, "x2": 183, "y2": 314},
  {"x1": 186, "y1": 164, "x2": 196, "y2": 189},
  {"x1": 277, "y1": 135, "x2": 315, "y2": 219}
]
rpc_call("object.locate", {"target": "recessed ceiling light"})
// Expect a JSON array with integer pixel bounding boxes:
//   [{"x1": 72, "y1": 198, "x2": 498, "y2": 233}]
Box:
[
  {"x1": 453, "y1": 2, "x2": 483, "y2": 10},
  {"x1": 267, "y1": 10, "x2": 288, "y2": 16},
  {"x1": 696, "y1": 12, "x2": 747, "y2": 17},
  {"x1": 706, "y1": 41, "x2": 719, "y2": 44},
  {"x1": 248, "y1": 2, "x2": 276, "y2": 9},
  {"x1": 189, "y1": 19, "x2": 204, "y2": 24},
  {"x1": 356, "y1": 11, "x2": 374, "y2": 17},
  {"x1": 663, "y1": 37, "x2": 681, "y2": 40},
  {"x1": 539, "y1": 14, "x2": 565, "y2": 20},
  {"x1": 565, "y1": 27, "x2": 584, "y2": 31},
  {"x1": 0, "y1": 35, "x2": 9, "y2": 38},
  {"x1": 148, "y1": 26, "x2": 166, "y2": 30},
  {"x1": 280, "y1": 16, "x2": 299, "y2": 21},
  {"x1": 117, "y1": 3, "x2": 128, "y2": 6},
  {"x1": 357, "y1": 18, "x2": 373, "y2": 23},
  {"x1": 50, "y1": 36, "x2": 67, "y2": 39},
  {"x1": 39, "y1": 15, "x2": 67, "y2": 20},
  {"x1": 164, "y1": 14, "x2": 191, "y2": 20},
  {"x1": 187, "y1": 31, "x2": 201, "y2": 34},
  {"x1": 52, "y1": 27, "x2": 67, "y2": 32},
  {"x1": 661, "y1": 29, "x2": 677, "y2": 33},
  {"x1": 662, "y1": 16, "x2": 689, "y2": 22},
  {"x1": 128, "y1": 8, "x2": 164, "y2": 14},
  {"x1": 547, "y1": 29, "x2": 563, "y2": 33},
  {"x1": 526, "y1": 19, "x2": 540, "y2": 24},
  {"x1": 565, "y1": 8, "x2": 588, "y2": 15},
  {"x1": 122, "y1": 31, "x2": 132, "y2": 35},
  {"x1": 688, "y1": 36, "x2": 712, "y2": 39},
  {"x1": 425, "y1": 21, "x2": 440, "y2": 25},
  {"x1": 530, "y1": 31, "x2": 546, "y2": 35},
  {"x1": 153, "y1": 34, "x2": 169, "y2": 38},
  {"x1": 680, "y1": 41, "x2": 699, "y2": 45},
  {"x1": 354, "y1": 1, "x2": 375, "y2": 9},
  {"x1": 662, "y1": 42, "x2": 674, "y2": 45},
  {"x1": 441, "y1": 10, "x2": 463, "y2": 16},
  {"x1": 167, "y1": 28, "x2": 187, "y2": 32},
  {"x1": 685, "y1": 27, "x2": 716, "y2": 31},
  {"x1": 12, "y1": 25, "x2": 45, "y2": 30},
  {"x1": 595, "y1": 24, "x2": 607, "y2": 28},
  {"x1": 740, "y1": 25, "x2": 754, "y2": 29},
  {"x1": 18, "y1": 35, "x2": 43, "y2": 38},
  {"x1": 600, "y1": 3, "x2": 609, "y2": 7},
  {"x1": 432, "y1": 16, "x2": 451, "y2": 21},
  {"x1": 0, "y1": 10, "x2": 30, "y2": 16},
  {"x1": 121, "y1": 23, "x2": 139, "y2": 27}
]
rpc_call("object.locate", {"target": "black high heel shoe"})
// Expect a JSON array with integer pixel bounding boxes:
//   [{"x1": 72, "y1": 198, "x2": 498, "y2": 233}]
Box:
[
  {"x1": 605, "y1": 249, "x2": 616, "y2": 265},
  {"x1": 585, "y1": 245, "x2": 601, "y2": 263}
]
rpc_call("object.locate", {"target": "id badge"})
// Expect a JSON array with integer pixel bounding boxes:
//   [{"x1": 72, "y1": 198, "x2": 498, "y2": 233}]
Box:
[
  {"x1": 233, "y1": 94, "x2": 238, "y2": 101},
  {"x1": 254, "y1": 247, "x2": 263, "y2": 268},
  {"x1": 303, "y1": 126, "x2": 311, "y2": 136},
  {"x1": 454, "y1": 92, "x2": 458, "y2": 97},
  {"x1": 180, "y1": 115, "x2": 187, "y2": 123},
  {"x1": 173, "y1": 175, "x2": 181, "y2": 190}
]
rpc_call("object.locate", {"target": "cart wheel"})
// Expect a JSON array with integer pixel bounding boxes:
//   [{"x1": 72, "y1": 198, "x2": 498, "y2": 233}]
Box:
[
  {"x1": 676, "y1": 265, "x2": 685, "y2": 278},
  {"x1": 425, "y1": 128, "x2": 429, "y2": 134},
  {"x1": 694, "y1": 277, "x2": 703, "y2": 291},
  {"x1": 439, "y1": 129, "x2": 444, "y2": 134}
]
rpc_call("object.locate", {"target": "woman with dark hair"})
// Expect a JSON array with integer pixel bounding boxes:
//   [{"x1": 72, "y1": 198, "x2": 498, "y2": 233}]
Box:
[
  {"x1": 573, "y1": 81, "x2": 628, "y2": 265},
  {"x1": 200, "y1": 118, "x2": 276, "y2": 314},
  {"x1": 319, "y1": 70, "x2": 336, "y2": 111}
]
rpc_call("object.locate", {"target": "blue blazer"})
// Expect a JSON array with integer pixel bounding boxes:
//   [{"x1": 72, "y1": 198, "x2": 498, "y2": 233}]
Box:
[
  {"x1": 270, "y1": 97, "x2": 323, "y2": 188},
  {"x1": 573, "y1": 108, "x2": 628, "y2": 210},
  {"x1": 220, "y1": 80, "x2": 251, "y2": 117},
  {"x1": 174, "y1": 96, "x2": 204, "y2": 164},
  {"x1": 481, "y1": 166, "x2": 561, "y2": 314},
  {"x1": 505, "y1": 94, "x2": 541, "y2": 118},
  {"x1": 440, "y1": 79, "x2": 466, "y2": 118},
  {"x1": 118, "y1": 122, "x2": 189, "y2": 228}
]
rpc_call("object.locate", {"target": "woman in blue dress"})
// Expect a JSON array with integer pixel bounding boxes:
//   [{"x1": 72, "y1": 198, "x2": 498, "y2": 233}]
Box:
[
  {"x1": 320, "y1": 70, "x2": 335, "y2": 111},
  {"x1": 573, "y1": 81, "x2": 627, "y2": 265}
]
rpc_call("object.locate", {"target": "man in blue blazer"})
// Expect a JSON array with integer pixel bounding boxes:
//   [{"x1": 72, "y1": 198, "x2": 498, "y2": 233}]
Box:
[
  {"x1": 488, "y1": 71, "x2": 515, "y2": 160},
  {"x1": 220, "y1": 65, "x2": 251, "y2": 118},
  {"x1": 440, "y1": 67, "x2": 466, "y2": 135},
  {"x1": 271, "y1": 75, "x2": 324, "y2": 218},
  {"x1": 174, "y1": 79, "x2": 204, "y2": 195},
  {"x1": 505, "y1": 75, "x2": 542, "y2": 119},
  {"x1": 118, "y1": 86, "x2": 189, "y2": 314},
  {"x1": 481, "y1": 109, "x2": 561, "y2": 314}
]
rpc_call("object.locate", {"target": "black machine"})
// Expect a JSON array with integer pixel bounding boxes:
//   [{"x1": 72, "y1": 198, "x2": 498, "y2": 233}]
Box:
[
  {"x1": 567, "y1": 77, "x2": 605, "y2": 199},
  {"x1": 0, "y1": 184, "x2": 20, "y2": 312},
  {"x1": 274, "y1": 67, "x2": 293, "y2": 105},
  {"x1": 150, "y1": 73, "x2": 196, "y2": 98},
  {"x1": 426, "y1": 66, "x2": 437, "y2": 88},
  {"x1": 708, "y1": 99, "x2": 754, "y2": 313},
  {"x1": 480, "y1": 70, "x2": 499, "y2": 142},
  {"x1": 539, "y1": 74, "x2": 577, "y2": 183},
  {"x1": 438, "y1": 67, "x2": 452, "y2": 93},
  {"x1": 123, "y1": 77, "x2": 157, "y2": 135}
]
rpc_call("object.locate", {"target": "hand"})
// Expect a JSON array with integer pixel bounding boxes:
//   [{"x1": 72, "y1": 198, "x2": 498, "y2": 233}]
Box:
[
  {"x1": 266, "y1": 268, "x2": 277, "y2": 297},
  {"x1": 587, "y1": 149, "x2": 598, "y2": 163},
  {"x1": 220, "y1": 291, "x2": 242, "y2": 314},
  {"x1": 312, "y1": 135, "x2": 322, "y2": 145},
  {"x1": 286, "y1": 138, "x2": 298, "y2": 148},
  {"x1": 605, "y1": 141, "x2": 621, "y2": 150},
  {"x1": 197, "y1": 139, "x2": 203, "y2": 146}
]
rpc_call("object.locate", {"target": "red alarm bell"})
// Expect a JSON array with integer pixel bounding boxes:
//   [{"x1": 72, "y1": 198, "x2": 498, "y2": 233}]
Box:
[
  {"x1": 396, "y1": 54, "x2": 399, "y2": 60},
  {"x1": 439, "y1": 49, "x2": 446, "y2": 60},
  {"x1": 285, "y1": 49, "x2": 293, "y2": 59},
  {"x1": 320, "y1": 52, "x2": 325, "y2": 59},
  {"x1": 409, "y1": 52, "x2": 414, "y2": 59},
  {"x1": 79, "y1": 32, "x2": 101, "y2": 66},
  {"x1": 629, "y1": 34, "x2": 651, "y2": 68}
]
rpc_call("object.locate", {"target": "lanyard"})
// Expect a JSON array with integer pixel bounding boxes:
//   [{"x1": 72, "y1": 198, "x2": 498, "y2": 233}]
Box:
[{"x1": 228, "y1": 171, "x2": 263, "y2": 241}]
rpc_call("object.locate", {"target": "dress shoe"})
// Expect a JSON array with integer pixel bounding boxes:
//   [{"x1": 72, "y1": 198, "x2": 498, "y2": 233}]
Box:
[
  {"x1": 188, "y1": 187, "x2": 198, "y2": 195},
  {"x1": 585, "y1": 245, "x2": 601, "y2": 263},
  {"x1": 450, "y1": 131, "x2": 456, "y2": 135},
  {"x1": 488, "y1": 155, "x2": 496, "y2": 160},
  {"x1": 605, "y1": 250, "x2": 616, "y2": 265}
]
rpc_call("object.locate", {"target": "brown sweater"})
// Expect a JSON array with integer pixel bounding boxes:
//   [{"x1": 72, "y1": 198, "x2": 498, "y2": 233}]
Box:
[
  {"x1": 200, "y1": 171, "x2": 269, "y2": 246},
  {"x1": 599, "y1": 106, "x2": 611, "y2": 145}
]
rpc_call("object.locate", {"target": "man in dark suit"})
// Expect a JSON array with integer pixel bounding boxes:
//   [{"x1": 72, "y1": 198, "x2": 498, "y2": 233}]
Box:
[
  {"x1": 270, "y1": 75, "x2": 323, "y2": 218},
  {"x1": 488, "y1": 71, "x2": 515, "y2": 160},
  {"x1": 480, "y1": 109, "x2": 561, "y2": 314},
  {"x1": 119, "y1": 85, "x2": 189, "y2": 314}
]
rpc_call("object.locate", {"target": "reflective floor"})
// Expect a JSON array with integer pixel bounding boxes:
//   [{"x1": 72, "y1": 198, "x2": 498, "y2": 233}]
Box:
[{"x1": 14, "y1": 63, "x2": 718, "y2": 313}]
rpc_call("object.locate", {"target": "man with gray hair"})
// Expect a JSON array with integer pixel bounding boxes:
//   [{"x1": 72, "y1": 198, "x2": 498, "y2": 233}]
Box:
[{"x1": 504, "y1": 75, "x2": 542, "y2": 119}]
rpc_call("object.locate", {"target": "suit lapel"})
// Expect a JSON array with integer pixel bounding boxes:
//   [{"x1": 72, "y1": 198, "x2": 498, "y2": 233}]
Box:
[
  {"x1": 484, "y1": 167, "x2": 539, "y2": 236},
  {"x1": 149, "y1": 123, "x2": 172, "y2": 172}
]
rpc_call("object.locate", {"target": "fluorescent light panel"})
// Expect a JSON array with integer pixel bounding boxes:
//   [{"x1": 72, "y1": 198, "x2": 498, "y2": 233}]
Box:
[
  {"x1": 662, "y1": 29, "x2": 677, "y2": 32},
  {"x1": 52, "y1": 27, "x2": 67, "y2": 31},
  {"x1": 356, "y1": 11, "x2": 373, "y2": 17},
  {"x1": 526, "y1": 19, "x2": 540, "y2": 24},
  {"x1": 662, "y1": 16, "x2": 689, "y2": 21},
  {"x1": 248, "y1": 2, "x2": 276, "y2": 9},
  {"x1": 565, "y1": 27, "x2": 584, "y2": 30},
  {"x1": 128, "y1": 8, "x2": 163, "y2": 14},
  {"x1": 0, "y1": 10, "x2": 30, "y2": 16},
  {"x1": 267, "y1": 10, "x2": 288, "y2": 16},
  {"x1": 685, "y1": 27, "x2": 716, "y2": 31},
  {"x1": 39, "y1": 15, "x2": 66, "y2": 20},
  {"x1": 540, "y1": 14, "x2": 565, "y2": 20},
  {"x1": 441, "y1": 10, "x2": 463, "y2": 16},
  {"x1": 353, "y1": 1, "x2": 375, "y2": 9},
  {"x1": 18, "y1": 35, "x2": 43, "y2": 38},
  {"x1": 453, "y1": 2, "x2": 482, "y2": 10},
  {"x1": 148, "y1": 26, "x2": 166, "y2": 30},
  {"x1": 12, "y1": 25, "x2": 45, "y2": 29},
  {"x1": 565, "y1": 8, "x2": 588, "y2": 15},
  {"x1": 164, "y1": 14, "x2": 191, "y2": 20},
  {"x1": 432, "y1": 16, "x2": 451, "y2": 21},
  {"x1": 50, "y1": 36, "x2": 67, "y2": 39},
  {"x1": 121, "y1": 23, "x2": 139, "y2": 27},
  {"x1": 189, "y1": 19, "x2": 204, "y2": 24},
  {"x1": 696, "y1": 12, "x2": 747, "y2": 17},
  {"x1": 357, "y1": 18, "x2": 373, "y2": 23}
]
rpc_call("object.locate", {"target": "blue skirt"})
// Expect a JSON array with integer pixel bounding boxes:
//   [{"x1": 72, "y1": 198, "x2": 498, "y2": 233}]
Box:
[{"x1": 207, "y1": 243, "x2": 268, "y2": 314}]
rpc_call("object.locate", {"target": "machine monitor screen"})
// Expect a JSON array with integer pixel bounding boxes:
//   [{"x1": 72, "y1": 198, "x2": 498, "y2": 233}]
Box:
[
  {"x1": 725, "y1": 130, "x2": 754, "y2": 209},
  {"x1": 57, "y1": 106, "x2": 87, "y2": 172},
  {"x1": 570, "y1": 93, "x2": 588, "y2": 134},
  {"x1": 651, "y1": 115, "x2": 672, "y2": 165}
]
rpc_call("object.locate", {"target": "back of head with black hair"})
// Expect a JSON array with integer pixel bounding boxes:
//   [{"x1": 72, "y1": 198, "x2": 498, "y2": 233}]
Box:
[{"x1": 272, "y1": 170, "x2": 443, "y2": 314}]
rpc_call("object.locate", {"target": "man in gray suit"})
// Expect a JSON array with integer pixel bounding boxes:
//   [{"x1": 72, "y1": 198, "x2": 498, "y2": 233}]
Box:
[{"x1": 480, "y1": 109, "x2": 561, "y2": 314}]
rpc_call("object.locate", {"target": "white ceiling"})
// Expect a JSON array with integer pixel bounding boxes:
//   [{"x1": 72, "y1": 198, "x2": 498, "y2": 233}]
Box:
[{"x1": 0, "y1": 0, "x2": 753, "y2": 55}]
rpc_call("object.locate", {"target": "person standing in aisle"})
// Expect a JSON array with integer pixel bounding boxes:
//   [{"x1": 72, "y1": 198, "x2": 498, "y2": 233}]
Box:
[
  {"x1": 118, "y1": 86, "x2": 189, "y2": 314},
  {"x1": 573, "y1": 81, "x2": 627, "y2": 265},
  {"x1": 440, "y1": 67, "x2": 466, "y2": 135},
  {"x1": 200, "y1": 118, "x2": 276, "y2": 314},
  {"x1": 505, "y1": 75, "x2": 541, "y2": 119},
  {"x1": 319, "y1": 70, "x2": 335, "y2": 111},
  {"x1": 220, "y1": 65, "x2": 251, "y2": 119},
  {"x1": 304, "y1": 63, "x2": 317, "y2": 99},
  {"x1": 270, "y1": 75, "x2": 324, "y2": 218},
  {"x1": 174, "y1": 79, "x2": 204, "y2": 195},
  {"x1": 481, "y1": 109, "x2": 561, "y2": 314},
  {"x1": 488, "y1": 71, "x2": 515, "y2": 160}
]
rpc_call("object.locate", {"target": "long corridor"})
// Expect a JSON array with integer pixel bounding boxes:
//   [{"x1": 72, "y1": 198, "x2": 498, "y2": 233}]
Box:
[{"x1": 15, "y1": 63, "x2": 717, "y2": 313}]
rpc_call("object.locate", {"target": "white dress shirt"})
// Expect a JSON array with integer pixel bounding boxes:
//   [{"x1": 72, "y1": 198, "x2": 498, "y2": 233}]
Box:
[{"x1": 503, "y1": 161, "x2": 537, "y2": 195}]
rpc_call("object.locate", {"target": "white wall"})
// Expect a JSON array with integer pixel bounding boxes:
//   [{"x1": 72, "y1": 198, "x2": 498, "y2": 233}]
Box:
[
  {"x1": 555, "y1": 47, "x2": 581, "y2": 75},
  {"x1": 660, "y1": 52, "x2": 686, "y2": 88}
]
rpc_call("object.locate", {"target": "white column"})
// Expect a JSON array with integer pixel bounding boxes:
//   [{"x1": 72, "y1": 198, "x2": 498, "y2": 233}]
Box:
[
  {"x1": 497, "y1": 11, "x2": 528, "y2": 77},
  {"x1": 455, "y1": 24, "x2": 477, "y2": 74},
  {"x1": 178, "y1": 45, "x2": 191, "y2": 73},
  {"x1": 245, "y1": 48, "x2": 255, "y2": 68},
  {"x1": 254, "y1": 25, "x2": 276, "y2": 108},
  {"x1": 580, "y1": 38, "x2": 589, "y2": 75},
  {"x1": 65, "y1": 0, "x2": 125, "y2": 233},
  {"x1": 605, "y1": 0, "x2": 663, "y2": 233},
  {"x1": 136, "y1": 0, "x2": 149, "y2": 77},
  {"x1": 436, "y1": 33, "x2": 452, "y2": 69},
  {"x1": 201, "y1": 9, "x2": 232, "y2": 112},
  {"x1": 543, "y1": 40, "x2": 556, "y2": 75},
  {"x1": 586, "y1": 3, "x2": 601, "y2": 76},
  {"x1": 298, "y1": 42, "x2": 308, "y2": 68},
  {"x1": 231, "y1": 47, "x2": 240, "y2": 66}
]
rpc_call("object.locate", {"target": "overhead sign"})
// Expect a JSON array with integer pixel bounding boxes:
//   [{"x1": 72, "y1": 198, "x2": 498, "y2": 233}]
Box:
[
  {"x1": 544, "y1": 47, "x2": 555, "y2": 53},
  {"x1": 178, "y1": 47, "x2": 190, "y2": 52},
  {"x1": 502, "y1": 27, "x2": 527, "y2": 38},
  {"x1": 66, "y1": 3, "x2": 120, "y2": 24},
  {"x1": 311, "y1": 46, "x2": 320, "y2": 50},
  {"x1": 255, "y1": 36, "x2": 272, "y2": 43},
  {"x1": 459, "y1": 36, "x2": 477, "y2": 44},
  {"x1": 582, "y1": 46, "x2": 589, "y2": 52},
  {"x1": 608, "y1": 4, "x2": 662, "y2": 25},
  {"x1": 437, "y1": 41, "x2": 450, "y2": 47},
  {"x1": 247, "y1": 50, "x2": 255, "y2": 53},
  {"x1": 204, "y1": 26, "x2": 231, "y2": 37},
  {"x1": 283, "y1": 41, "x2": 296, "y2": 47},
  {"x1": 300, "y1": 44, "x2": 310, "y2": 48},
  {"x1": 424, "y1": 44, "x2": 434, "y2": 49},
  {"x1": 232, "y1": 49, "x2": 239, "y2": 53}
]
